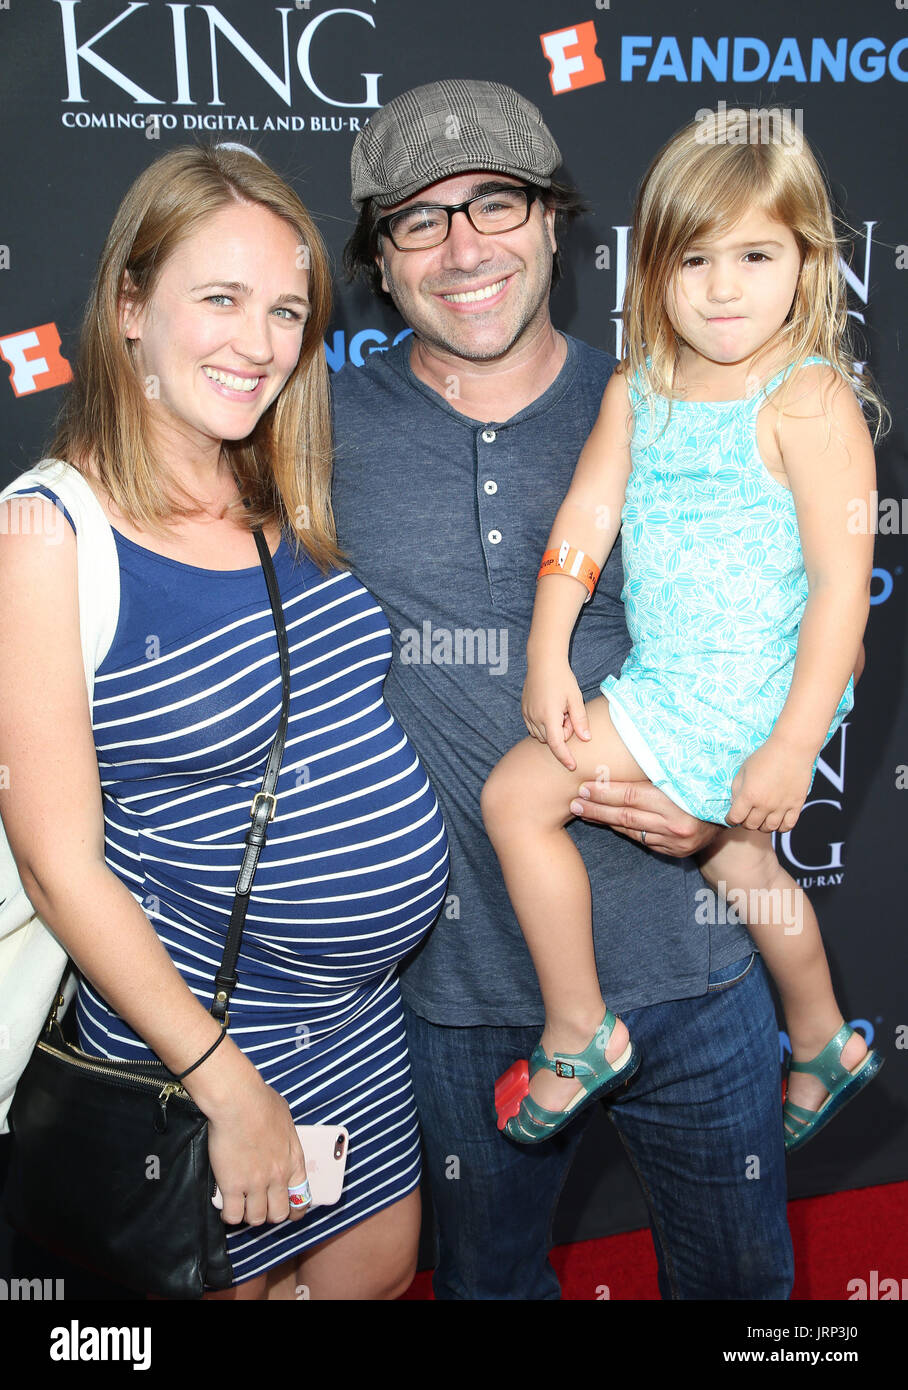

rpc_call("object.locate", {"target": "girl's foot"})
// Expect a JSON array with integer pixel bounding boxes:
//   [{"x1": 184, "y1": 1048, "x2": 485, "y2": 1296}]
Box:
[
  {"x1": 495, "y1": 1007, "x2": 640, "y2": 1144},
  {"x1": 528, "y1": 1012, "x2": 631, "y2": 1114},
  {"x1": 783, "y1": 1022, "x2": 884, "y2": 1152},
  {"x1": 785, "y1": 1022, "x2": 867, "y2": 1117}
]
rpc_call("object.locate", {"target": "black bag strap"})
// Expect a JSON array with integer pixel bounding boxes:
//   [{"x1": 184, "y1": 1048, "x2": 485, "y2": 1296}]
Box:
[
  {"x1": 45, "y1": 517, "x2": 292, "y2": 1044},
  {"x1": 209, "y1": 524, "x2": 291, "y2": 1026}
]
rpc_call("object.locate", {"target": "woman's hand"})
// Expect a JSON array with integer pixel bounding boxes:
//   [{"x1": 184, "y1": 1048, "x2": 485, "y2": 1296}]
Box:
[
  {"x1": 0, "y1": 510, "x2": 311, "y2": 1232},
  {"x1": 521, "y1": 658, "x2": 591, "y2": 770},
  {"x1": 726, "y1": 739, "x2": 814, "y2": 834},
  {"x1": 192, "y1": 1059, "x2": 309, "y2": 1228}
]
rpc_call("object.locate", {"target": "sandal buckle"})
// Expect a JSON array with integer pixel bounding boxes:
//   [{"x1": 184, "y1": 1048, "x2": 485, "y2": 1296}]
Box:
[{"x1": 554, "y1": 1060, "x2": 575, "y2": 1078}]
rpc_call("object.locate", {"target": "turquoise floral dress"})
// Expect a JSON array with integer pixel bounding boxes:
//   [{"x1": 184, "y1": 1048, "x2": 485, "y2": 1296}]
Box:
[{"x1": 601, "y1": 356, "x2": 853, "y2": 824}]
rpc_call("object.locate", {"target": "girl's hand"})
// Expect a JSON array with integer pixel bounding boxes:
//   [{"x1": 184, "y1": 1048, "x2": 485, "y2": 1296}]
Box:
[
  {"x1": 726, "y1": 740, "x2": 814, "y2": 833},
  {"x1": 521, "y1": 659, "x2": 591, "y2": 771},
  {"x1": 199, "y1": 1071, "x2": 310, "y2": 1228}
]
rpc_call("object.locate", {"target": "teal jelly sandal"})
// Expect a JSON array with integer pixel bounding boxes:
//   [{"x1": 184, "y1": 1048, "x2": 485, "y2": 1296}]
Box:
[
  {"x1": 783, "y1": 1023, "x2": 884, "y2": 1153},
  {"x1": 502, "y1": 1009, "x2": 640, "y2": 1145}
]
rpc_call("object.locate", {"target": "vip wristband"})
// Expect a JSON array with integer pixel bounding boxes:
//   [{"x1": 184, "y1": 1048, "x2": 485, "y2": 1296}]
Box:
[{"x1": 537, "y1": 542, "x2": 601, "y2": 603}]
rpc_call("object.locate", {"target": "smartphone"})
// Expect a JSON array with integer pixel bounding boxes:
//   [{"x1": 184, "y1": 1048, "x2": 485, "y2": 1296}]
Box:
[{"x1": 211, "y1": 1124, "x2": 349, "y2": 1212}]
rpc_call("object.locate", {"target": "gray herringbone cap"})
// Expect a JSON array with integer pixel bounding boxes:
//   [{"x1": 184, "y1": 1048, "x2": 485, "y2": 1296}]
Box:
[{"x1": 350, "y1": 78, "x2": 562, "y2": 209}]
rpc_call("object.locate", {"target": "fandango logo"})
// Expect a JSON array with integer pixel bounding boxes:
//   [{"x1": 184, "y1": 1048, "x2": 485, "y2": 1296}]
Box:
[
  {"x1": 620, "y1": 36, "x2": 908, "y2": 82},
  {"x1": 869, "y1": 568, "x2": 896, "y2": 605},
  {"x1": 54, "y1": 1, "x2": 383, "y2": 108},
  {"x1": 325, "y1": 327, "x2": 412, "y2": 371},
  {"x1": 0, "y1": 322, "x2": 72, "y2": 395}
]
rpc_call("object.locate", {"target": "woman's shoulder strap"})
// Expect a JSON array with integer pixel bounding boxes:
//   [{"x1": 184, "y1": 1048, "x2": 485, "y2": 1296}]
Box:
[{"x1": 0, "y1": 459, "x2": 120, "y2": 683}]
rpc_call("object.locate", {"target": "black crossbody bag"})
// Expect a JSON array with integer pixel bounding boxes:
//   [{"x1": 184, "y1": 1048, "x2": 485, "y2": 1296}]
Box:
[{"x1": 5, "y1": 524, "x2": 291, "y2": 1300}]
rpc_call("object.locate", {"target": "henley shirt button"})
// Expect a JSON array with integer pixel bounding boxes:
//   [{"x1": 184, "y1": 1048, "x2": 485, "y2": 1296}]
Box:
[
  {"x1": 488, "y1": 529, "x2": 502, "y2": 544},
  {"x1": 483, "y1": 480, "x2": 498, "y2": 495},
  {"x1": 481, "y1": 429, "x2": 497, "y2": 443}
]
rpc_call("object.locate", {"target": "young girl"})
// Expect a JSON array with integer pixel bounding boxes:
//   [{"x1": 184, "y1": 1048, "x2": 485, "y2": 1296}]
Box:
[{"x1": 481, "y1": 108, "x2": 885, "y2": 1149}]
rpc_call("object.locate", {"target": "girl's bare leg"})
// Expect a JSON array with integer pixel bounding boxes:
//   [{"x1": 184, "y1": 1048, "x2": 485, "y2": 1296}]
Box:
[
  {"x1": 698, "y1": 827, "x2": 868, "y2": 1122},
  {"x1": 481, "y1": 695, "x2": 648, "y2": 1114}
]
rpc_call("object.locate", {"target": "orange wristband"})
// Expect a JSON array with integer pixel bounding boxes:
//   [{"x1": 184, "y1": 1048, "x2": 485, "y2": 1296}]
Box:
[{"x1": 537, "y1": 542, "x2": 600, "y2": 602}]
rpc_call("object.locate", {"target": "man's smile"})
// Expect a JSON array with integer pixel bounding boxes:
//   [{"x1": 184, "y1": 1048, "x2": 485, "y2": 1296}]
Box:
[{"x1": 436, "y1": 276, "x2": 512, "y2": 309}]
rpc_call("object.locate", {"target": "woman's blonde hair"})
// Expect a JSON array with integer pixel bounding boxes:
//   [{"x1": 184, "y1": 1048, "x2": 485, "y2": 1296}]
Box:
[
  {"x1": 621, "y1": 106, "x2": 887, "y2": 439},
  {"x1": 50, "y1": 143, "x2": 342, "y2": 571}
]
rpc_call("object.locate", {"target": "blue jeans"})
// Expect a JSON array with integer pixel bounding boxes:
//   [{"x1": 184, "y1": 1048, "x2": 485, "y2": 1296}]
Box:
[{"x1": 403, "y1": 953, "x2": 793, "y2": 1300}]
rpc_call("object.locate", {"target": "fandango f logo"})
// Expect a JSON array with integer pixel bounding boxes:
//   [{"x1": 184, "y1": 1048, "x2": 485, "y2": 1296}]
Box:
[
  {"x1": 540, "y1": 22, "x2": 606, "y2": 94},
  {"x1": 54, "y1": 1, "x2": 383, "y2": 108},
  {"x1": 0, "y1": 322, "x2": 72, "y2": 396}
]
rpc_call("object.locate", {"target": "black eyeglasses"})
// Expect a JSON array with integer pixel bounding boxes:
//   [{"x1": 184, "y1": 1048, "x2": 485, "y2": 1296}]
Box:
[{"x1": 376, "y1": 185, "x2": 538, "y2": 251}]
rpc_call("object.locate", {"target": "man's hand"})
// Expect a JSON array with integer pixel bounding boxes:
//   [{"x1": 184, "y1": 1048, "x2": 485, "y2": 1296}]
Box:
[{"x1": 569, "y1": 777, "x2": 719, "y2": 857}]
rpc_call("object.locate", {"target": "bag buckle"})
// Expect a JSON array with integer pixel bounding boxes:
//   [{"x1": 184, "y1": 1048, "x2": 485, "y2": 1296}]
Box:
[
  {"x1": 46, "y1": 991, "x2": 66, "y2": 1034},
  {"x1": 212, "y1": 990, "x2": 231, "y2": 1029},
  {"x1": 250, "y1": 791, "x2": 277, "y2": 822}
]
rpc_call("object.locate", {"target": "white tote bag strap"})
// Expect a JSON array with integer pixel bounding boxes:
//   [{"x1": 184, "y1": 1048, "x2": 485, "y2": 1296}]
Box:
[
  {"x1": 0, "y1": 458, "x2": 120, "y2": 683},
  {"x1": 0, "y1": 459, "x2": 119, "y2": 1130}
]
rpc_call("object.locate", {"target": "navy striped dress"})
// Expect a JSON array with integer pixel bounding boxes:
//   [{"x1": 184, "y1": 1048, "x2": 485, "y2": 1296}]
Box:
[{"x1": 16, "y1": 487, "x2": 450, "y2": 1286}]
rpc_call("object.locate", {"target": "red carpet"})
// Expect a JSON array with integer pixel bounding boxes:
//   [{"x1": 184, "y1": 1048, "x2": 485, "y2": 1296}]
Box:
[{"x1": 399, "y1": 1181, "x2": 908, "y2": 1299}]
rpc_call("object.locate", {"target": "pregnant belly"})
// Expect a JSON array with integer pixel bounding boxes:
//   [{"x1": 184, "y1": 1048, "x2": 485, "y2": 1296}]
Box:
[{"x1": 110, "y1": 708, "x2": 449, "y2": 972}]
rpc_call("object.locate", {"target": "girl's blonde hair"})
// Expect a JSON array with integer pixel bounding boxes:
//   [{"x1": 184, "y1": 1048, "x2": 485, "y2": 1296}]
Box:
[
  {"x1": 50, "y1": 143, "x2": 343, "y2": 571},
  {"x1": 621, "y1": 107, "x2": 887, "y2": 439}
]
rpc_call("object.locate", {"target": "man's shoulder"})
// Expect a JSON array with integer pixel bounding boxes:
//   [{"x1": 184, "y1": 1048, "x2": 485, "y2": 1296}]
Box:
[
  {"x1": 562, "y1": 333, "x2": 618, "y2": 385},
  {"x1": 330, "y1": 331, "x2": 618, "y2": 422},
  {"x1": 331, "y1": 336, "x2": 413, "y2": 414},
  {"x1": 549, "y1": 335, "x2": 618, "y2": 426}
]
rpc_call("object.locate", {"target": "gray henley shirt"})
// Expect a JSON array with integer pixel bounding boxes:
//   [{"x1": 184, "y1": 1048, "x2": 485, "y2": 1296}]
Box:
[{"x1": 331, "y1": 332, "x2": 753, "y2": 1026}]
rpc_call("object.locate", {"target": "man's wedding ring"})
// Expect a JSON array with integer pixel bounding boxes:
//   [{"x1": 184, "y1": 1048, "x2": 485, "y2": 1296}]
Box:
[
  {"x1": 640, "y1": 829, "x2": 647, "y2": 846},
  {"x1": 288, "y1": 1179, "x2": 312, "y2": 1208}
]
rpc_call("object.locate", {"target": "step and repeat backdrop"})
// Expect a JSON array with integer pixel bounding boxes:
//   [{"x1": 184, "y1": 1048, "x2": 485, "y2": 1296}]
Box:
[{"x1": 1, "y1": 0, "x2": 906, "y2": 1289}]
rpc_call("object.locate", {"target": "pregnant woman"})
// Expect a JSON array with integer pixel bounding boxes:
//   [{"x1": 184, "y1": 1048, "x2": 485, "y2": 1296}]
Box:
[{"x1": 0, "y1": 145, "x2": 448, "y2": 1299}]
